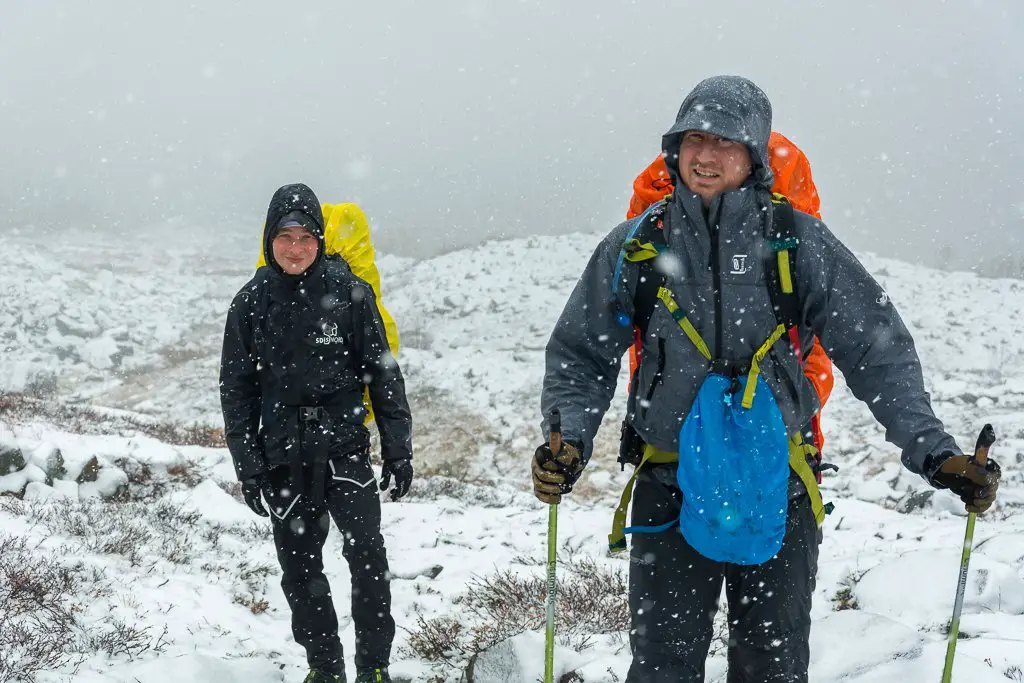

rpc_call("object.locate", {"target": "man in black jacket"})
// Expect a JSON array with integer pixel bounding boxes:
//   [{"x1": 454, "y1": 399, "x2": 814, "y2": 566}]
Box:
[{"x1": 220, "y1": 183, "x2": 413, "y2": 683}]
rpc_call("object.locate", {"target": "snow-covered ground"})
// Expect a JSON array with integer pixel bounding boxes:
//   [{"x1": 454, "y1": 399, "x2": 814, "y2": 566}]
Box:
[{"x1": 2, "y1": 221, "x2": 1023, "y2": 682}]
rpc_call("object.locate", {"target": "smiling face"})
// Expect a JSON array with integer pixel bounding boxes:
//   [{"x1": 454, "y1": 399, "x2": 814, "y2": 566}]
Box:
[
  {"x1": 271, "y1": 225, "x2": 319, "y2": 275},
  {"x1": 678, "y1": 131, "x2": 753, "y2": 207}
]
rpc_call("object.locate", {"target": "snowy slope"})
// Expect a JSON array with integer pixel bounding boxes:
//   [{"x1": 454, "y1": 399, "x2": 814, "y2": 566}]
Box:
[{"x1": 2, "y1": 223, "x2": 1024, "y2": 682}]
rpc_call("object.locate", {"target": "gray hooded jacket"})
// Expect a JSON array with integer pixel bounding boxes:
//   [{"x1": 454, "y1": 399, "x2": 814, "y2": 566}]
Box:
[{"x1": 541, "y1": 76, "x2": 958, "y2": 481}]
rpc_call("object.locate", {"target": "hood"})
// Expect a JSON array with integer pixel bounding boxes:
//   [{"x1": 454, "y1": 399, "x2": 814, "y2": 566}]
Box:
[
  {"x1": 661, "y1": 75, "x2": 774, "y2": 191},
  {"x1": 263, "y1": 183, "x2": 326, "y2": 278}
]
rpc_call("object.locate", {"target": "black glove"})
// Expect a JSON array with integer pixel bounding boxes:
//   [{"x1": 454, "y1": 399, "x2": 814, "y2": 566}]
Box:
[
  {"x1": 241, "y1": 473, "x2": 270, "y2": 517},
  {"x1": 532, "y1": 441, "x2": 583, "y2": 505},
  {"x1": 930, "y1": 452, "x2": 1001, "y2": 514},
  {"x1": 380, "y1": 459, "x2": 413, "y2": 501}
]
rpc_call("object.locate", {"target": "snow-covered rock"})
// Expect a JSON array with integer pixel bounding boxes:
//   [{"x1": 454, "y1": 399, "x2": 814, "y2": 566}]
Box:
[
  {"x1": 975, "y1": 532, "x2": 1024, "y2": 570},
  {"x1": 466, "y1": 631, "x2": 589, "y2": 683},
  {"x1": 0, "y1": 469, "x2": 28, "y2": 496},
  {"x1": 854, "y1": 548, "x2": 1024, "y2": 623},
  {"x1": 0, "y1": 427, "x2": 25, "y2": 474},
  {"x1": 78, "y1": 462, "x2": 129, "y2": 500},
  {"x1": 810, "y1": 610, "x2": 924, "y2": 680},
  {"x1": 24, "y1": 480, "x2": 74, "y2": 501},
  {"x1": 28, "y1": 442, "x2": 66, "y2": 483}
]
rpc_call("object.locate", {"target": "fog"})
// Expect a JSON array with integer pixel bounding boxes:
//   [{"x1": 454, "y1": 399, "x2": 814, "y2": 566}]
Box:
[{"x1": 2, "y1": 0, "x2": 1021, "y2": 272}]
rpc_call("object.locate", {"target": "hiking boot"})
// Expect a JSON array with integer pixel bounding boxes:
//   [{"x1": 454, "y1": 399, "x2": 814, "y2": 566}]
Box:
[
  {"x1": 353, "y1": 668, "x2": 391, "y2": 683},
  {"x1": 303, "y1": 670, "x2": 345, "y2": 683}
]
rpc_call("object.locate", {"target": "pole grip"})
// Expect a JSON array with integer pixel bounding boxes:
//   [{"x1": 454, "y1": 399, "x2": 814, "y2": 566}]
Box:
[
  {"x1": 973, "y1": 423, "x2": 995, "y2": 466},
  {"x1": 549, "y1": 409, "x2": 562, "y2": 456}
]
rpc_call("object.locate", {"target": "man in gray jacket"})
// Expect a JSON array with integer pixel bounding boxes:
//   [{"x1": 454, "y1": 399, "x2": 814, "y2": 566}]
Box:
[{"x1": 532, "y1": 75, "x2": 1001, "y2": 682}]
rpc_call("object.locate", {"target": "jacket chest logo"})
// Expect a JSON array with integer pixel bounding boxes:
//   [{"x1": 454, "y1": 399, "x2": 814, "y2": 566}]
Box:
[
  {"x1": 315, "y1": 321, "x2": 344, "y2": 345},
  {"x1": 730, "y1": 254, "x2": 749, "y2": 275}
]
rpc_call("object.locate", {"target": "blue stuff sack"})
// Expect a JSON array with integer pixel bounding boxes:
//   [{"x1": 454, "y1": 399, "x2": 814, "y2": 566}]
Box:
[{"x1": 675, "y1": 373, "x2": 790, "y2": 565}]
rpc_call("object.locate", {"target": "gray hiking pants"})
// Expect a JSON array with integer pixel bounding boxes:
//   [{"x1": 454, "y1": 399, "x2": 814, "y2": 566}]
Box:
[{"x1": 626, "y1": 466, "x2": 821, "y2": 683}]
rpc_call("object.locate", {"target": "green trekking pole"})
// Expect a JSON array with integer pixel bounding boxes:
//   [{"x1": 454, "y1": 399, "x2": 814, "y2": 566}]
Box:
[
  {"x1": 544, "y1": 409, "x2": 562, "y2": 683},
  {"x1": 940, "y1": 423, "x2": 996, "y2": 683}
]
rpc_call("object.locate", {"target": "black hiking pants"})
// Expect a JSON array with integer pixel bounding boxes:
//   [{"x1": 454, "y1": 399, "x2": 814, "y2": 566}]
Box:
[
  {"x1": 264, "y1": 451, "x2": 394, "y2": 674},
  {"x1": 626, "y1": 466, "x2": 821, "y2": 683}
]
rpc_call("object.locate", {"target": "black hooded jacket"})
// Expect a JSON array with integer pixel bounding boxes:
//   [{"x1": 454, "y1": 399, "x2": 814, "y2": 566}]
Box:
[{"x1": 220, "y1": 183, "x2": 413, "y2": 481}]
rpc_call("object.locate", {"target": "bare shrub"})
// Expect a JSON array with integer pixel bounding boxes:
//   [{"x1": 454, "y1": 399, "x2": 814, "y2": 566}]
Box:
[
  {"x1": 232, "y1": 593, "x2": 270, "y2": 615},
  {"x1": 0, "y1": 392, "x2": 224, "y2": 447},
  {"x1": 30, "y1": 499, "x2": 152, "y2": 566},
  {"x1": 165, "y1": 456, "x2": 205, "y2": 488},
  {"x1": 27, "y1": 497, "x2": 203, "y2": 566},
  {"x1": 0, "y1": 535, "x2": 172, "y2": 680},
  {"x1": 0, "y1": 497, "x2": 26, "y2": 517},
  {"x1": 219, "y1": 479, "x2": 243, "y2": 500},
  {"x1": 404, "y1": 615, "x2": 466, "y2": 668},
  {"x1": 236, "y1": 559, "x2": 275, "y2": 593},
  {"x1": 831, "y1": 570, "x2": 865, "y2": 612},
  {"x1": 83, "y1": 618, "x2": 158, "y2": 660},
  {"x1": 147, "y1": 501, "x2": 203, "y2": 564},
  {"x1": 0, "y1": 536, "x2": 84, "y2": 682},
  {"x1": 402, "y1": 476, "x2": 520, "y2": 509},
  {"x1": 403, "y1": 556, "x2": 629, "y2": 674},
  {"x1": 832, "y1": 586, "x2": 860, "y2": 611},
  {"x1": 114, "y1": 455, "x2": 217, "y2": 503}
]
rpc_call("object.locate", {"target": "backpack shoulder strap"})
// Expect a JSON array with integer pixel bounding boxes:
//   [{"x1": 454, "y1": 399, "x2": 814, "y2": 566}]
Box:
[
  {"x1": 625, "y1": 200, "x2": 669, "y2": 336},
  {"x1": 765, "y1": 193, "x2": 800, "y2": 332}
]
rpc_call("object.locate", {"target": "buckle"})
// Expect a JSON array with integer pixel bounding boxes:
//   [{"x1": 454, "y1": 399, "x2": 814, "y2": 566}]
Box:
[
  {"x1": 299, "y1": 406, "x2": 325, "y2": 422},
  {"x1": 709, "y1": 359, "x2": 750, "y2": 378}
]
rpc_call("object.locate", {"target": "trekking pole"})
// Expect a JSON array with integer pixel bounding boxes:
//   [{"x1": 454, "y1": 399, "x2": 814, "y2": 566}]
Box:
[
  {"x1": 940, "y1": 423, "x2": 996, "y2": 683},
  {"x1": 544, "y1": 409, "x2": 562, "y2": 683}
]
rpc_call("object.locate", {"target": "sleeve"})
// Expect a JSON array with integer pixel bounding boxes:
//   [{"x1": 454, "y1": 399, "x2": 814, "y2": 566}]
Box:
[
  {"x1": 352, "y1": 283, "x2": 413, "y2": 462},
  {"x1": 540, "y1": 226, "x2": 637, "y2": 462},
  {"x1": 803, "y1": 337, "x2": 835, "y2": 407},
  {"x1": 797, "y1": 223, "x2": 960, "y2": 479},
  {"x1": 219, "y1": 290, "x2": 266, "y2": 481}
]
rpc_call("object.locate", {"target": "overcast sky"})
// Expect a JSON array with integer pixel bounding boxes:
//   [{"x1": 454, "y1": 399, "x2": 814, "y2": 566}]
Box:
[{"x1": 2, "y1": 0, "x2": 1021, "y2": 271}]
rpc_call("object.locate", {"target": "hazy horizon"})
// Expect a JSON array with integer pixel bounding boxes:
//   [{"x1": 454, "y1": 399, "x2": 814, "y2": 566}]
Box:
[{"x1": 2, "y1": 1, "x2": 1021, "y2": 273}]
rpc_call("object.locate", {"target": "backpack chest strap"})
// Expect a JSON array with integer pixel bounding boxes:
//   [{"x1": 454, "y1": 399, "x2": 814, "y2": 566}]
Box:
[{"x1": 655, "y1": 285, "x2": 784, "y2": 408}]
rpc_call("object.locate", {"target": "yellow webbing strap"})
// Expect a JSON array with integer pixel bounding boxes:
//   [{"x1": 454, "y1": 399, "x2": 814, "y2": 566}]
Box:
[
  {"x1": 789, "y1": 435, "x2": 827, "y2": 526},
  {"x1": 741, "y1": 324, "x2": 788, "y2": 409},
  {"x1": 608, "y1": 444, "x2": 679, "y2": 552},
  {"x1": 609, "y1": 436, "x2": 826, "y2": 552},
  {"x1": 623, "y1": 239, "x2": 660, "y2": 262},
  {"x1": 656, "y1": 287, "x2": 712, "y2": 361},
  {"x1": 778, "y1": 250, "x2": 794, "y2": 294}
]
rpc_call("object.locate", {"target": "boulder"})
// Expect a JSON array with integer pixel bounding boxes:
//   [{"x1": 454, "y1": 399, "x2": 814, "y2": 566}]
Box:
[
  {"x1": 0, "y1": 439, "x2": 25, "y2": 476},
  {"x1": 466, "y1": 632, "x2": 585, "y2": 683},
  {"x1": 77, "y1": 455, "x2": 101, "y2": 483},
  {"x1": 29, "y1": 443, "x2": 66, "y2": 485}
]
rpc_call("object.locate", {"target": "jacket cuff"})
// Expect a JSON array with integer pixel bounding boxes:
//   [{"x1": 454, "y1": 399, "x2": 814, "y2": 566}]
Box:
[
  {"x1": 235, "y1": 453, "x2": 268, "y2": 482},
  {"x1": 381, "y1": 451, "x2": 412, "y2": 463},
  {"x1": 922, "y1": 450, "x2": 955, "y2": 485}
]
